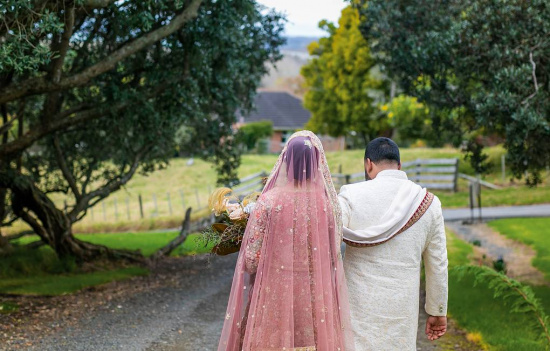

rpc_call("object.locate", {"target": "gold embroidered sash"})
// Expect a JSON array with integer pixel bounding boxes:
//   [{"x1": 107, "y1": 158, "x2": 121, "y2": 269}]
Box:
[{"x1": 343, "y1": 192, "x2": 435, "y2": 248}]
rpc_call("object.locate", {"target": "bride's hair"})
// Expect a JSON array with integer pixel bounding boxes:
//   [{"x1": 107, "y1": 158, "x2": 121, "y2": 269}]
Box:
[{"x1": 284, "y1": 136, "x2": 319, "y2": 184}]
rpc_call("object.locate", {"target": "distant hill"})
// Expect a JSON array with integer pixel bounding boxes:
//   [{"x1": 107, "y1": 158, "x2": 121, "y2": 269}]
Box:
[
  {"x1": 260, "y1": 36, "x2": 320, "y2": 93},
  {"x1": 282, "y1": 36, "x2": 319, "y2": 52}
]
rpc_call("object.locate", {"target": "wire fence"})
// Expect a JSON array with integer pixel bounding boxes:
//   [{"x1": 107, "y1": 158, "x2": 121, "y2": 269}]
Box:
[
  {"x1": 79, "y1": 171, "x2": 268, "y2": 224},
  {"x1": 79, "y1": 187, "x2": 214, "y2": 223}
]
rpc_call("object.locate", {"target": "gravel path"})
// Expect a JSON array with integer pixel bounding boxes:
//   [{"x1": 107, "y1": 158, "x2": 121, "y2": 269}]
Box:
[
  {"x1": 22, "y1": 255, "x2": 236, "y2": 351},
  {"x1": 447, "y1": 221, "x2": 548, "y2": 285},
  {"x1": 1, "y1": 251, "x2": 478, "y2": 351},
  {"x1": 442, "y1": 203, "x2": 550, "y2": 222}
]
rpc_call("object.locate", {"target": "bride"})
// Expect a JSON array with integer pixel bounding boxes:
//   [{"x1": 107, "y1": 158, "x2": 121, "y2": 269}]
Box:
[{"x1": 218, "y1": 131, "x2": 355, "y2": 350}]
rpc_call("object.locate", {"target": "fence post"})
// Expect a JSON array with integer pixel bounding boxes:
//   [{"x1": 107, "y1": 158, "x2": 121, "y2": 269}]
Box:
[
  {"x1": 469, "y1": 182, "x2": 474, "y2": 223},
  {"x1": 195, "y1": 188, "x2": 201, "y2": 208},
  {"x1": 126, "y1": 197, "x2": 130, "y2": 220},
  {"x1": 179, "y1": 190, "x2": 185, "y2": 211},
  {"x1": 138, "y1": 194, "x2": 144, "y2": 219},
  {"x1": 167, "y1": 192, "x2": 173, "y2": 216},
  {"x1": 501, "y1": 154, "x2": 506, "y2": 184},
  {"x1": 114, "y1": 198, "x2": 118, "y2": 221},
  {"x1": 345, "y1": 174, "x2": 351, "y2": 184},
  {"x1": 153, "y1": 193, "x2": 158, "y2": 217},
  {"x1": 477, "y1": 175, "x2": 482, "y2": 223},
  {"x1": 453, "y1": 158, "x2": 459, "y2": 192}
]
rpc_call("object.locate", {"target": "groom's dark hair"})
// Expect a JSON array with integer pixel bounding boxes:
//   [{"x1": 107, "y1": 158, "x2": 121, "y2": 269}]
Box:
[{"x1": 364, "y1": 137, "x2": 400, "y2": 165}]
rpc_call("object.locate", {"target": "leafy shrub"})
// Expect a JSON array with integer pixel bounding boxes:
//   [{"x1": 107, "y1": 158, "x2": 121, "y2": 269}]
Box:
[{"x1": 237, "y1": 121, "x2": 273, "y2": 152}]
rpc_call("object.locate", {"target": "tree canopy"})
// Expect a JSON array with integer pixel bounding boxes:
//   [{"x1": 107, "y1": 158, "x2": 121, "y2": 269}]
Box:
[
  {"x1": 359, "y1": 0, "x2": 550, "y2": 183},
  {"x1": 301, "y1": 6, "x2": 388, "y2": 143},
  {"x1": 0, "y1": 0, "x2": 285, "y2": 260}
]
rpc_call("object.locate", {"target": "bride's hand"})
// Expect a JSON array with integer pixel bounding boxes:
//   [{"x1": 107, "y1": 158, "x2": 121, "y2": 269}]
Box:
[{"x1": 425, "y1": 315, "x2": 447, "y2": 341}]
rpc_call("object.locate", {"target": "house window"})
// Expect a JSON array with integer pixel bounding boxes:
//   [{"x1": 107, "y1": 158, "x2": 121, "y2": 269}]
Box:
[{"x1": 281, "y1": 131, "x2": 291, "y2": 145}]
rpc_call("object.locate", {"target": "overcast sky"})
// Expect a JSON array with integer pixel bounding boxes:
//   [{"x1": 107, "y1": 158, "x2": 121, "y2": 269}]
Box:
[{"x1": 258, "y1": 0, "x2": 347, "y2": 37}]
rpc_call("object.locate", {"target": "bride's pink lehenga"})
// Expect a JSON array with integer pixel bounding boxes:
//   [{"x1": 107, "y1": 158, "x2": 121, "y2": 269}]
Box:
[{"x1": 218, "y1": 131, "x2": 355, "y2": 351}]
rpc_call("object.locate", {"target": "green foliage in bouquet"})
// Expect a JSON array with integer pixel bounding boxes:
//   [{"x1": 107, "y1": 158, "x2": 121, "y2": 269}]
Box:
[{"x1": 202, "y1": 188, "x2": 260, "y2": 256}]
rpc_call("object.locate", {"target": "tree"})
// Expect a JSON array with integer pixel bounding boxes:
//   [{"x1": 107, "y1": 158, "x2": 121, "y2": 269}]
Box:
[
  {"x1": 358, "y1": 0, "x2": 550, "y2": 184},
  {"x1": 237, "y1": 121, "x2": 273, "y2": 152},
  {"x1": 301, "y1": 6, "x2": 388, "y2": 144},
  {"x1": 380, "y1": 95, "x2": 432, "y2": 146},
  {"x1": 0, "y1": 0, "x2": 285, "y2": 260}
]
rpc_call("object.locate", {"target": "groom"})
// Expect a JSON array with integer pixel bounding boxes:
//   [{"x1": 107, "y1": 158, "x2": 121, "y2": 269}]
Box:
[{"x1": 339, "y1": 137, "x2": 448, "y2": 350}]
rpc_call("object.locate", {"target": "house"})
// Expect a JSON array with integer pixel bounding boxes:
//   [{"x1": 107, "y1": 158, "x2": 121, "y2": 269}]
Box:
[{"x1": 237, "y1": 91, "x2": 345, "y2": 153}]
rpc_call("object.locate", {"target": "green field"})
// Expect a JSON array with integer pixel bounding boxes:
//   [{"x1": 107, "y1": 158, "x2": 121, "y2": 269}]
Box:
[
  {"x1": 488, "y1": 218, "x2": 550, "y2": 281},
  {"x1": 3, "y1": 145, "x2": 549, "y2": 235},
  {"x1": 446, "y1": 226, "x2": 550, "y2": 350},
  {"x1": 1, "y1": 232, "x2": 213, "y2": 296},
  {"x1": 2, "y1": 145, "x2": 543, "y2": 235}
]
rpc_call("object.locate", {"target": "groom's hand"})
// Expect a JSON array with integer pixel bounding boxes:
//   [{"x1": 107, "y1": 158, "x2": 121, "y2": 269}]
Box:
[{"x1": 425, "y1": 315, "x2": 447, "y2": 341}]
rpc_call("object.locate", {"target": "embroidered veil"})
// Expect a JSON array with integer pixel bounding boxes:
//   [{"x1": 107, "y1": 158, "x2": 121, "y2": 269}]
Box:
[{"x1": 218, "y1": 131, "x2": 355, "y2": 351}]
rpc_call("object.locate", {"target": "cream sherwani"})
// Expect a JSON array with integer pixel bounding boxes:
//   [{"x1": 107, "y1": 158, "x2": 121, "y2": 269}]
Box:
[{"x1": 338, "y1": 170, "x2": 448, "y2": 351}]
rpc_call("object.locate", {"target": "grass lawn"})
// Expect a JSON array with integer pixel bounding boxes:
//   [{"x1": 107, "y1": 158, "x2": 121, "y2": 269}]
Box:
[
  {"x1": 0, "y1": 301, "x2": 19, "y2": 314},
  {"x1": 446, "y1": 229, "x2": 550, "y2": 350},
  {"x1": 13, "y1": 231, "x2": 213, "y2": 257},
  {"x1": 0, "y1": 267, "x2": 149, "y2": 296},
  {"x1": 436, "y1": 183, "x2": 550, "y2": 208},
  {"x1": 1, "y1": 231, "x2": 214, "y2": 296},
  {"x1": 488, "y1": 218, "x2": 550, "y2": 281}
]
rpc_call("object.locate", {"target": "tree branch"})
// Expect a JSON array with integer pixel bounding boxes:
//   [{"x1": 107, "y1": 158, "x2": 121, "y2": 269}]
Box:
[
  {"x1": 68, "y1": 146, "x2": 148, "y2": 222},
  {"x1": 522, "y1": 51, "x2": 539, "y2": 105},
  {"x1": 0, "y1": 114, "x2": 18, "y2": 137},
  {"x1": 81, "y1": 0, "x2": 117, "y2": 9},
  {"x1": 53, "y1": 134, "x2": 81, "y2": 200},
  {"x1": 5, "y1": 230, "x2": 34, "y2": 241},
  {"x1": 50, "y1": 6, "x2": 76, "y2": 83},
  {"x1": 0, "y1": 0, "x2": 203, "y2": 104},
  {"x1": 0, "y1": 105, "x2": 108, "y2": 159},
  {"x1": 0, "y1": 72, "x2": 186, "y2": 159},
  {"x1": 152, "y1": 207, "x2": 192, "y2": 259},
  {"x1": 16, "y1": 209, "x2": 53, "y2": 247}
]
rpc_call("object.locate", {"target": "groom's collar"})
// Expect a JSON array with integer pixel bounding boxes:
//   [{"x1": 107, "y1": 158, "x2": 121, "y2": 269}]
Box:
[{"x1": 375, "y1": 169, "x2": 408, "y2": 180}]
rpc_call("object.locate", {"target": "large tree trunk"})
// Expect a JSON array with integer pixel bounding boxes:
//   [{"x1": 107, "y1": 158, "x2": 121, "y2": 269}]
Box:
[{"x1": 0, "y1": 171, "x2": 144, "y2": 263}]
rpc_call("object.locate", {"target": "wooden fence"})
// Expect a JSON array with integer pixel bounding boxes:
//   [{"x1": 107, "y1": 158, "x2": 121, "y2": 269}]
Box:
[
  {"x1": 232, "y1": 171, "x2": 268, "y2": 198},
  {"x1": 82, "y1": 159, "x2": 465, "y2": 224},
  {"x1": 332, "y1": 158, "x2": 460, "y2": 191},
  {"x1": 403, "y1": 158, "x2": 459, "y2": 191}
]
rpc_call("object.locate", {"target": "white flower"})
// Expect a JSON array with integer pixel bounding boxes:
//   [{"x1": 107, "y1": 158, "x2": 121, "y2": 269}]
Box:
[
  {"x1": 229, "y1": 207, "x2": 245, "y2": 220},
  {"x1": 243, "y1": 202, "x2": 256, "y2": 214},
  {"x1": 304, "y1": 140, "x2": 312, "y2": 149},
  {"x1": 225, "y1": 202, "x2": 241, "y2": 214}
]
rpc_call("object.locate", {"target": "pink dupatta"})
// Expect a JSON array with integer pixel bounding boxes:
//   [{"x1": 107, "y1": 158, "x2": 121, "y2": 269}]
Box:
[{"x1": 218, "y1": 131, "x2": 355, "y2": 351}]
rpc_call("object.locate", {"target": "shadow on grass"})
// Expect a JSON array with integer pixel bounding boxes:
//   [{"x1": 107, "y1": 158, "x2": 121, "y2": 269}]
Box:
[{"x1": 1, "y1": 231, "x2": 214, "y2": 296}]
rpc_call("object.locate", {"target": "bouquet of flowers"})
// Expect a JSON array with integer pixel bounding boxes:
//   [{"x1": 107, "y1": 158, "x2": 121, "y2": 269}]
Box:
[{"x1": 204, "y1": 187, "x2": 261, "y2": 255}]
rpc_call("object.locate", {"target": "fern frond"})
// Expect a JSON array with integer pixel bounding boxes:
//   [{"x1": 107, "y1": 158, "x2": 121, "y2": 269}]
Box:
[{"x1": 453, "y1": 265, "x2": 550, "y2": 347}]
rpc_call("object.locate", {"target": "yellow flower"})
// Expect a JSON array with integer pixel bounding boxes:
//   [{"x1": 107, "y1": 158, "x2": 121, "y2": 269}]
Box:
[
  {"x1": 208, "y1": 187, "x2": 237, "y2": 216},
  {"x1": 381, "y1": 104, "x2": 389, "y2": 112},
  {"x1": 388, "y1": 112, "x2": 394, "y2": 119}
]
